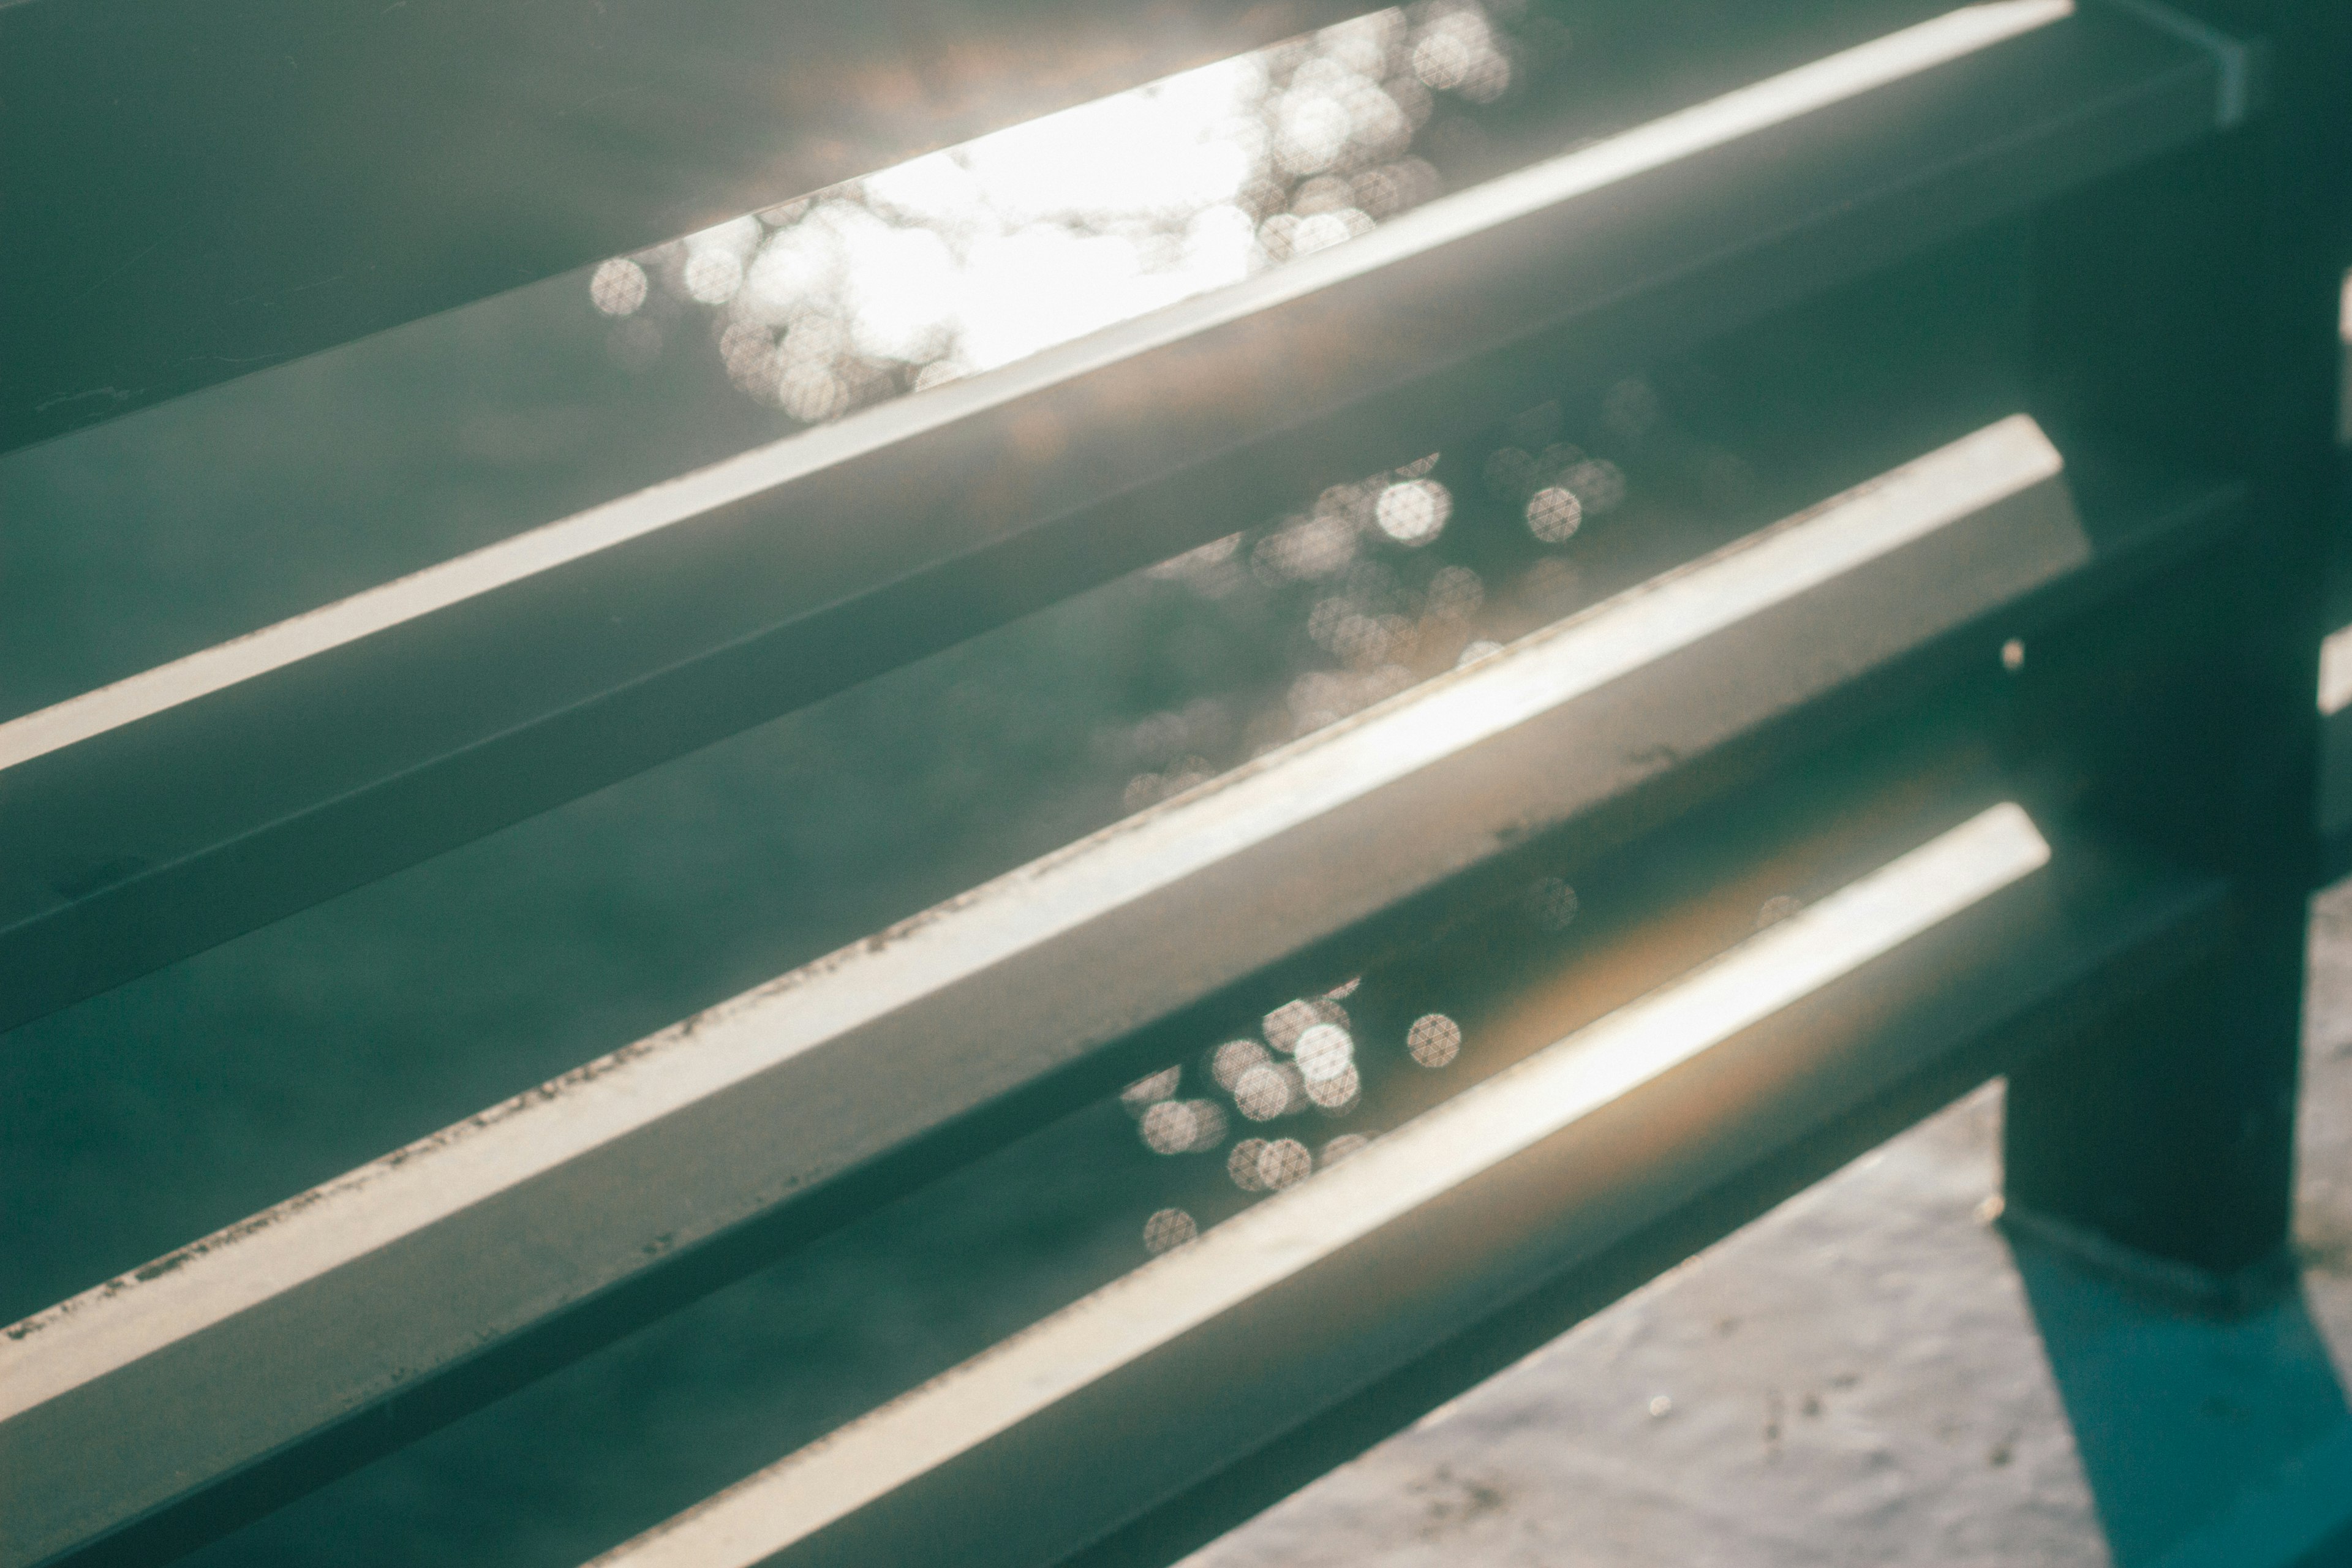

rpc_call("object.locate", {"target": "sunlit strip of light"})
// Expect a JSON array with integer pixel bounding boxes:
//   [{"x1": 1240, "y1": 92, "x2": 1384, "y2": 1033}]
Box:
[
  {"x1": 0, "y1": 414, "x2": 2066, "y2": 1419},
  {"x1": 589, "y1": 803, "x2": 2052, "y2": 1568},
  {"x1": 0, "y1": 1, "x2": 2073, "y2": 775},
  {"x1": 2319, "y1": 624, "x2": 2352, "y2": 715},
  {"x1": 2337, "y1": 269, "x2": 2351, "y2": 448}
]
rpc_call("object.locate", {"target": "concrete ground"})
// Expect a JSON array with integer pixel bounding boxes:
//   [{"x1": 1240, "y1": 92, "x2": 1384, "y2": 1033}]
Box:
[{"x1": 1188, "y1": 888, "x2": 2352, "y2": 1568}]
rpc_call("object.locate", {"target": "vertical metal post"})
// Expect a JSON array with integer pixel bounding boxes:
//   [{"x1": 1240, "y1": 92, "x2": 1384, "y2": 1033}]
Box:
[{"x1": 2003, "y1": 0, "x2": 2352, "y2": 1286}]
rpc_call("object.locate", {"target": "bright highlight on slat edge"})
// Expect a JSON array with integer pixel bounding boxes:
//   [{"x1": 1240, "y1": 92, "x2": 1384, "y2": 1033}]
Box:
[{"x1": 592, "y1": 802, "x2": 2052, "y2": 1568}]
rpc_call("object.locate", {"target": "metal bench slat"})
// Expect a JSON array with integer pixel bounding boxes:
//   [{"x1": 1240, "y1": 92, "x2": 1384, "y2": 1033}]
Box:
[
  {"x1": 0, "y1": 0, "x2": 2228, "y2": 1035},
  {"x1": 0, "y1": 413, "x2": 2148, "y2": 1568}
]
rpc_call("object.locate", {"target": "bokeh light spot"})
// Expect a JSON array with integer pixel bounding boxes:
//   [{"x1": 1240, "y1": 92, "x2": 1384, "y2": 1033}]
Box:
[
  {"x1": 1139, "y1": 1098, "x2": 1227, "y2": 1153},
  {"x1": 1120, "y1": 1066, "x2": 1182, "y2": 1113},
  {"x1": 1322, "y1": 1133, "x2": 1371, "y2": 1165},
  {"x1": 1294, "y1": 1022, "x2": 1355, "y2": 1083},
  {"x1": 1376, "y1": 478, "x2": 1453, "y2": 545},
  {"x1": 1144, "y1": 1208, "x2": 1199, "y2": 1253},
  {"x1": 1526, "y1": 876, "x2": 1580, "y2": 932},
  {"x1": 1408, "y1": 1012, "x2": 1462, "y2": 1068},
  {"x1": 1264, "y1": 999, "x2": 1320, "y2": 1052},
  {"x1": 1303, "y1": 1061, "x2": 1360, "y2": 1111},
  {"x1": 588, "y1": 258, "x2": 649, "y2": 317},
  {"x1": 1526, "y1": 485, "x2": 1583, "y2": 543},
  {"x1": 1234, "y1": 1063, "x2": 1297, "y2": 1121},
  {"x1": 682, "y1": 247, "x2": 745, "y2": 305},
  {"x1": 1258, "y1": 1137, "x2": 1314, "y2": 1189},
  {"x1": 1562, "y1": 458, "x2": 1628, "y2": 514},
  {"x1": 1211, "y1": 1039, "x2": 1273, "y2": 1091}
]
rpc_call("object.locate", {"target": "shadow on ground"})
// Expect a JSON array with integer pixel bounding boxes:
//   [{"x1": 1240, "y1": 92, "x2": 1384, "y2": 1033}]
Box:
[{"x1": 2010, "y1": 1233, "x2": 2352, "y2": 1566}]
